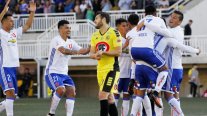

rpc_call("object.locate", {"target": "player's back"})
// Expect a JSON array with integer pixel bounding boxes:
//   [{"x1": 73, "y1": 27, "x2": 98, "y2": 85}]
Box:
[{"x1": 132, "y1": 15, "x2": 166, "y2": 49}]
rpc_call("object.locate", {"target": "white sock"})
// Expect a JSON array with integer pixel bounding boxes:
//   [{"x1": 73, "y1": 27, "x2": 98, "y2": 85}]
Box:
[
  {"x1": 0, "y1": 100, "x2": 6, "y2": 113},
  {"x1": 66, "y1": 98, "x2": 75, "y2": 116},
  {"x1": 5, "y1": 98, "x2": 14, "y2": 116},
  {"x1": 155, "y1": 98, "x2": 163, "y2": 116},
  {"x1": 49, "y1": 93, "x2": 61, "y2": 114},
  {"x1": 121, "y1": 99, "x2": 130, "y2": 116},
  {"x1": 168, "y1": 97, "x2": 184, "y2": 116},
  {"x1": 155, "y1": 71, "x2": 168, "y2": 92},
  {"x1": 130, "y1": 96, "x2": 143, "y2": 116},
  {"x1": 143, "y1": 95, "x2": 152, "y2": 116},
  {"x1": 171, "y1": 98, "x2": 181, "y2": 116},
  {"x1": 115, "y1": 96, "x2": 119, "y2": 107},
  {"x1": 137, "y1": 103, "x2": 143, "y2": 116}
]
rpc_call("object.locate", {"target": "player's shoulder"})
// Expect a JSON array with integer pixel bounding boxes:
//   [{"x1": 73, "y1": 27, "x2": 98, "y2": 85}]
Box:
[{"x1": 108, "y1": 27, "x2": 121, "y2": 37}]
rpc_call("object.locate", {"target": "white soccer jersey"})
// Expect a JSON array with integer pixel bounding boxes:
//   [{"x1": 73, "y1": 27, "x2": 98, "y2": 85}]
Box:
[
  {"x1": 131, "y1": 15, "x2": 168, "y2": 49},
  {"x1": 0, "y1": 27, "x2": 23, "y2": 67},
  {"x1": 45, "y1": 35, "x2": 81, "y2": 75},
  {"x1": 119, "y1": 37, "x2": 131, "y2": 78},
  {"x1": 155, "y1": 26, "x2": 199, "y2": 69}
]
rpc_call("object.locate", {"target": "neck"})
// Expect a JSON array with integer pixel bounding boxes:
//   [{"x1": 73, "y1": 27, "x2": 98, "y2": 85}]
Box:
[
  {"x1": 99, "y1": 24, "x2": 109, "y2": 35},
  {"x1": 2, "y1": 26, "x2": 10, "y2": 32},
  {"x1": 60, "y1": 33, "x2": 68, "y2": 41}
]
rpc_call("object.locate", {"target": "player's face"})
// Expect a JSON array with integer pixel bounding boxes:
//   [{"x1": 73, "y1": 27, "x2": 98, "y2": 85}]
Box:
[
  {"x1": 94, "y1": 15, "x2": 103, "y2": 29},
  {"x1": 117, "y1": 22, "x2": 128, "y2": 36},
  {"x1": 60, "y1": 24, "x2": 71, "y2": 38},
  {"x1": 169, "y1": 13, "x2": 181, "y2": 28},
  {"x1": 3, "y1": 16, "x2": 14, "y2": 30}
]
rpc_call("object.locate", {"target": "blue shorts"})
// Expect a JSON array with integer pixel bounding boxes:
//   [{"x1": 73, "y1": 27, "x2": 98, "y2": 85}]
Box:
[
  {"x1": 131, "y1": 48, "x2": 165, "y2": 68},
  {"x1": 118, "y1": 78, "x2": 130, "y2": 93},
  {"x1": 135, "y1": 65, "x2": 158, "y2": 89},
  {"x1": 162, "y1": 69, "x2": 183, "y2": 93},
  {"x1": 45, "y1": 73, "x2": 75, "y2": 91},
  {"x1": 0, "y1": 67, "x2": 18, "y2": 94}
]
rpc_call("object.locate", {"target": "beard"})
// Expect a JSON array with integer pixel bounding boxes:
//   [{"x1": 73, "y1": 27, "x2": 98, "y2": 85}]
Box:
[{"x1": 95, "y1": 22, "x2": 103, "y2": 29}]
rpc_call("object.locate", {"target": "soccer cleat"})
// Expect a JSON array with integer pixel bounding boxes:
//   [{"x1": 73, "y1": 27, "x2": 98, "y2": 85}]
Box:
[
  {"x1": 149, "y1": 91, "x2": 162, "y2": 108},
  {"x1": 47, "y1": 113, "x2": 55, "y2": 116}
]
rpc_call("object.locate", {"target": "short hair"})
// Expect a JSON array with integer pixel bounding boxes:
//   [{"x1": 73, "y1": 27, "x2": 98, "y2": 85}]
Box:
[
  {"x1": 96, "y1": 12, "x2": 110, "y2": 24},
  {"x1": 128, "y1": 14, "x2": 139, "y2": 25},
  {"x1": 1, "y1": 13, "x2": 12, "y2": 23},
  {"x1": 145, "y1": 5, "x2": 156, "y2": 15},
  {"x1": 58, "y1": 20, "x2": 69, "y2": 29},
  {"x1": 173, "y1": 10, "x2": 184, "y2": 21},
  {"x1": 189, "y1": 19, "x2": 193, "y2": 23},
  {"x1": 115, "y1": 18, "x2": 127, "y2": 27}
]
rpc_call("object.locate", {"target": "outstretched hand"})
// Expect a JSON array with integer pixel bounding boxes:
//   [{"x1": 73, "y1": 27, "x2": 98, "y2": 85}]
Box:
[{"x1": 28, "y1": 0, "x2": 36, "y2": 12}]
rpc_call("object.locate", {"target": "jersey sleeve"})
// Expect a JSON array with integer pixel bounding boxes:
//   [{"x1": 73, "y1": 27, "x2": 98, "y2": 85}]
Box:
[
  {"x1": 53, "y1": 38, "x2": 65, "y2": 50},
  {"x1": 144, "y1": 19, "x2": 173, "y2": 38},
  {"x1": 71, "y1": 40, "x2": 82, "y2": 51},
  {"x1": 112, "y1": 29, "x2": 122, "y2": 47},
  {"x1": 167, "y1": 38, "x2": 199, "y2": 53},
  {"x1": 16, "y1": 27, "x2": 23, "y2": 39},
  {"x1": 90, "y1": 33, "x2": 96, "y2": 47}
]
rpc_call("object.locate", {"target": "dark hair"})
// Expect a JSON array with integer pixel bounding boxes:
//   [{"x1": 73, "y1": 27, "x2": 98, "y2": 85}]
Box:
[
  {"x1": 128, "y1": 14, "x2": 139, "y2": 25},
  {"x1": 174, "y1": 10, "x2": 184, "y2": 21},
  {"x1": 58, "y1": 20, "x2": 69, "y2": 29},
  {"x1": 96, "y1": 12, "x2": 110, "y2": 24},
  {"x1": 115, "y1": 18, "x2": 127, "y2": 27},
  {"x1": 189, "y1": 19, "x2": 193, "y2": 23},
  {"x1": 1, "y1": 13, "x2": 13, "y2": 23},
  {"x1": 145, "y1": 5, "x2": 156, "y2": 15}
]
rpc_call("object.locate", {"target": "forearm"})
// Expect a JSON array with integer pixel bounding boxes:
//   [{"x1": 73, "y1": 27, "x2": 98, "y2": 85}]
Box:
[
  {"x1": 145, "y1": 22, "x2": 173, "y2": 37},
  {"x1": 23, "y1": 11, "x2": 35, "y2": 32},
  {"x1": 78, "y1": 48, "x2": 90, "y2": 55},
  {"x1": 103, "y1": 50, "x2": 121, "y2": 56},
  {"x1": 0, "y1": 6, "x2": 9, "y2": 21}
]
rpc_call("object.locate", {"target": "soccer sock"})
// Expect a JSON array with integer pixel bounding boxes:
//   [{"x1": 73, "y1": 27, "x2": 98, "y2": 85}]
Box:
[
  {"x1": 100, "y1": 100, "x2": 108, "y2": 116},
  {"x1": 49, "y1": 93, "x2": 61, "y2": 114},
  {"x1": 109, "y1": 103, "x2": 118, "y2": 116},
  {"x1": 66, "y1": 98, "x2": 75, "y2": 116},
  {"x1": 114, "y1": 94, "x2": 120, "y2": 106},
  {"x1": 168, "y1": 97, "x2": 184, "y2": 116},
  {"x1": 137, "y1": 103, "x2": 143, "y2": 116},
  {"x1": 155, "y1": 71, "x2": 168, "y2": 92},
  {"x1": 0, "y1": 100, "x2": 6, "y2": 113},
  {"x1": 121, "y1": 99, "x2": 130, "y2": 116},
  {"x1": 155, "y1": 98, "x2": 163, "y2": 116},
  {"x1": 171, "y1": 98, "x2": 181, "y2": 116},
  {"x1": 5, "y1": 98, "x2": 14, "y2": 116},
  {"x1": 143, "y1": 95, "x2": 152, "y2": 116},
  {"x1": 130, "y1": 96, "x2": 143, "y2": 116}
]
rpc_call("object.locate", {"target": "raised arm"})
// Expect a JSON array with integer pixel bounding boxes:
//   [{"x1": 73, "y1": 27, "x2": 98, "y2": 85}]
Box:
[
  {"x1": 22, "y1": 0, "x2": 36, "y2": 33},
  {"x1": 144, "y1": 21, "x2": 173, "y2": 38},
  {"x1": 0, "y1": 0, "x2": 10, "y2": 22},
  {"x1": 167, "y1": 38, "x2": 200, "y2": 54}
]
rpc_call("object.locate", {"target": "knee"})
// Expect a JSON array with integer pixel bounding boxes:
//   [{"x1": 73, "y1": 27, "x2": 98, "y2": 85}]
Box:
[
  {"x1": 66, "y1": 87, "x2": 76, "y2": 98},
  {"x1": 5, "y1": 89, "x2": 16, "y2": 98},
  {"x1": 56, "y1": 87, "x2": 65, "y2": 97}
]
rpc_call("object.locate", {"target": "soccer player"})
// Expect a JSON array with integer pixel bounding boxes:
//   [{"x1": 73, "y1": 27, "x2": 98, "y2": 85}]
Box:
[
  {"x1": 45, "y1": 20, "x2": 90, "y2": 116},
  {"x1": 136, "y1": 11, "x2": 200, "y2": 116},
  {"x1": 127, "y1": 14, "x2": 153, "y2": 116},
  {"x1": 0, "y1": 1, "x2": 36, "y2": 116},
  {"x1": 113, "y1": 18, "x2": 130, "y2": 116},
  {"x1": 90, "y1": 12, "x2": 122, "y2": 116},
  {"x1": 130, "y1": 5, "x2": 172, "y2": 108}
]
